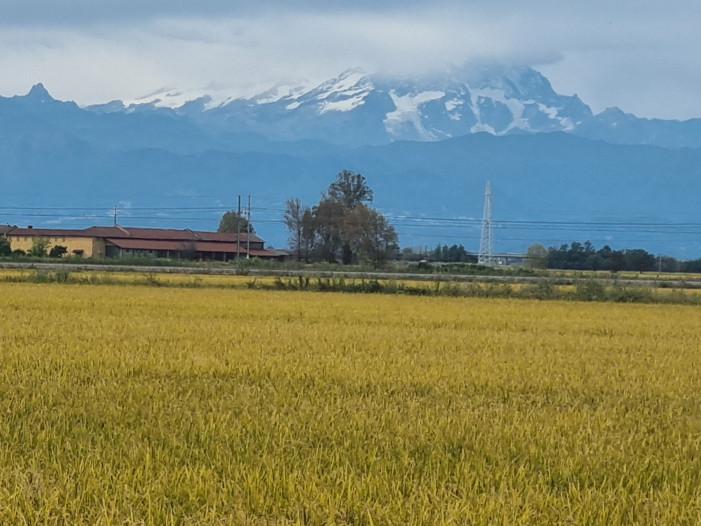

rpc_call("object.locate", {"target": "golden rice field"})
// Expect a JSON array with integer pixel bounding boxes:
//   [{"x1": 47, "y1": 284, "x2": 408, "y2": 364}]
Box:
[{"x1": 1, "y1": 282, "x2": 701, "y2": 525}]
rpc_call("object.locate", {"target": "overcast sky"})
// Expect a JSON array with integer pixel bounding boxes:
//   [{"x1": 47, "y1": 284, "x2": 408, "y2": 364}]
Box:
[{"x1": 0, "y1": 1, "x2": 699, "y2": 119}]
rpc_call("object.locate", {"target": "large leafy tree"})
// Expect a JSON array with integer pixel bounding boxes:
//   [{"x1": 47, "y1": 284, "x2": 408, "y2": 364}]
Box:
[
  {"x1": 345, "y1": 204, "x2": 398, "y2": 266},
  {"x1": 525, "y1": 243, "x2": 548, "y2": 269},
  {"x1": 326, "y1": 169, "x2": 374, "y2": 209},
  {"x1": 285, "y1": 170, "x2": 397, "y2": 265},
  {"x1": 310, "y1": 197, "x2": 346, "y2": 263},
  {"x1": 217, "y1": 211, "x2": 254, "y2": 234}
]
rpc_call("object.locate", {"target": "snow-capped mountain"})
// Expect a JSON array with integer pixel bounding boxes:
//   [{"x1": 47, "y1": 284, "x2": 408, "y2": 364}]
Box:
[
  {"x1": 94, "y1": 66, "x2": 701, "y2": 149},
  {"x1": 167, "y1": 67, "x2": 593, "y2": 146}
]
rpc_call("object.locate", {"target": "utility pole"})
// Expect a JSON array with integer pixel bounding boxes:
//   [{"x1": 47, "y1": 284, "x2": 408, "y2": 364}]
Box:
[
  {"x1": 478, "y1": 182, "x2": 494, "y2": 266},
  {"x1": 236, "y1": 195, "x2": 241, "y2": 260},
  {"x1": 246, "y1": 195, "x2": 251, "y2": 259},
  {"x1": 113, "y1": 205, "x2": 117, "y2": 227}
]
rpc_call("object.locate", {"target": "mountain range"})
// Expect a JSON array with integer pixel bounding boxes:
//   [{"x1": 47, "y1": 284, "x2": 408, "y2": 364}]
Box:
[{"x1": 1, "y1": 67, "x2": 700, "y2": 257}]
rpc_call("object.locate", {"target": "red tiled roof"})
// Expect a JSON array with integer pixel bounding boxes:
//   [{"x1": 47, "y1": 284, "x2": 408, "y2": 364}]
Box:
[
  {"x1": 194, "y1": 230, "x2": 264, "y2": 244},
  {"x1": 105, "y1": 238, "x2": 280, "y2": 258},
  {"x1": 8, "y1": 227, "x2": 92, "y2": 237},
  {"x1": 83, "y1": 226, "x2": 134, "y2": 238},
  {"x1": 247, "y1": 248, "x2": 279, "y2": 258},
  {"x1": 83, "y1": 226, "x2": 197, "y2": 240},
  {"x1": 8, "y1": 225, "x2": 261, "y2": 243},
  {"x1": 106, "y1": 238, "x2": 240, "y2": 253},
  {"x1": 261, "y1": 248, "x2": 290, "y2": 257}
]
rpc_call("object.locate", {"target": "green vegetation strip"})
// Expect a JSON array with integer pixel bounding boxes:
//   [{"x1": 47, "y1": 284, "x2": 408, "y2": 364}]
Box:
[{"x1": 1, "y1": 267, "x2": 700, "y2": 305}]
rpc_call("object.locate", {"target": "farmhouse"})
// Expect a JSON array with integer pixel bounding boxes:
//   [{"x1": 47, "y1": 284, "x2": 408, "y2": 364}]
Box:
[{"x1": 4, "y1": 225, "x2": 283, "y2": 260}]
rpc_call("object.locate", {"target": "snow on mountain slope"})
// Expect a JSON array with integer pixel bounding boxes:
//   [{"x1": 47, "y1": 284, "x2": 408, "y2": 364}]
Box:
[
  {"x1": 384, "y1": 90, "x2": 446, "y2": 140},
  {"x1": 182, "y1": 68, "x2": 591, "y2": 144},
  {"x1": 80, "y1": 66, "x2": 701, "y2": 148},
  {"x1": 119, "y1": 86, "x2": 236, "y2": 111},
  {"x1": 276, "y1": 70, "x2": 375, "y2": 114},
  {"x1": 205, "y1": 66, "x2": 593, "y2": 143}
]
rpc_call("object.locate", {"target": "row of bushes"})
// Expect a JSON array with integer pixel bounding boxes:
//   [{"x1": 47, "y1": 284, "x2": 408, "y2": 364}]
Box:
[
  {"x1": 1, "y1": 270, "x2": 203, "y2": 288},
  {"x1": 5, "y1": 268, "x2": 700, "y2": 305},
  {"x1": 249, "y1": 276, "x2": 701, "y2": 305}
]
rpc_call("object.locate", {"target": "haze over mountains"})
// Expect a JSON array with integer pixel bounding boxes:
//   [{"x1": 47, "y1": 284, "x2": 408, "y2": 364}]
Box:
[{"x1": 2, "y1": 67, "x2": 700, "y2": 257}]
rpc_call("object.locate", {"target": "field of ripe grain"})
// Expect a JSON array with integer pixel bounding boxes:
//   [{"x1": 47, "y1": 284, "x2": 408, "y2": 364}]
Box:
[{"x1": 1, "y1": 283, "x2": 700, "y2": 525}]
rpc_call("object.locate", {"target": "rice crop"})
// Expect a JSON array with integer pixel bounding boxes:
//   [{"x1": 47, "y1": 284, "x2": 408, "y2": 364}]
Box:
[{"x1": 0, "y1": 282, "x2": 700, "y2": 524}]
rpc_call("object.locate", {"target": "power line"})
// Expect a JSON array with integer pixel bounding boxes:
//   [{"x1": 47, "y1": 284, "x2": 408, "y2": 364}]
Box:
[
  {"x1": 3, "y1": 211, "x2": 700, "y2": 237},
  {"x1": 3, "y1": 202, "x2": 701, "y2": 256},
  {"x1": 3, "y1": 205, "x2": 701, "y2": 228}
]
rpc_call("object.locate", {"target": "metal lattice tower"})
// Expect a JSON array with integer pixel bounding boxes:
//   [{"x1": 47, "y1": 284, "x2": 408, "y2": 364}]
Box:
[{"x1": 478, "y1": 182, "x2": 494, "y2": 265}]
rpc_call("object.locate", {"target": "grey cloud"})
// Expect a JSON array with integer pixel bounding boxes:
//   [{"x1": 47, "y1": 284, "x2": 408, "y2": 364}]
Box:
[
  {"x1": 0, "y1": 0, "x2": 445, "y2": 26},
  {"x1": 2, "y1": 1, "x2": 701, "y2": 119}
]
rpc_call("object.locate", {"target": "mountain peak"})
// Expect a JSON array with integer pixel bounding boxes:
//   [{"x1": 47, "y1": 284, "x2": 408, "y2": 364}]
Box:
[{"x1": 26, "y1": 83, "x2": 54, "y2": 103}]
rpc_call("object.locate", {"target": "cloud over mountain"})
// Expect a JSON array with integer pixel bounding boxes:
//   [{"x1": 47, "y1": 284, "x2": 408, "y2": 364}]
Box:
[{"x1": 2, "y1": 2, "x2": 701, "y2": 119}]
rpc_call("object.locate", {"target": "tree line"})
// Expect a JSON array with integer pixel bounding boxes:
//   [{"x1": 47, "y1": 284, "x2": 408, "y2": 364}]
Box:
[
  {"x1": 528, "y1": 242, "x2": 701, "y2": 273},
  {"x1": 398, "y1": 244, "x2": 477, "y2": 263}
]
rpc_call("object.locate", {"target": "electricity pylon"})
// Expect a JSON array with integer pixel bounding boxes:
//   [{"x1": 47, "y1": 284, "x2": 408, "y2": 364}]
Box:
[{"x1": 478, "y1": 182, "x2": 494, "y2": 265}]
